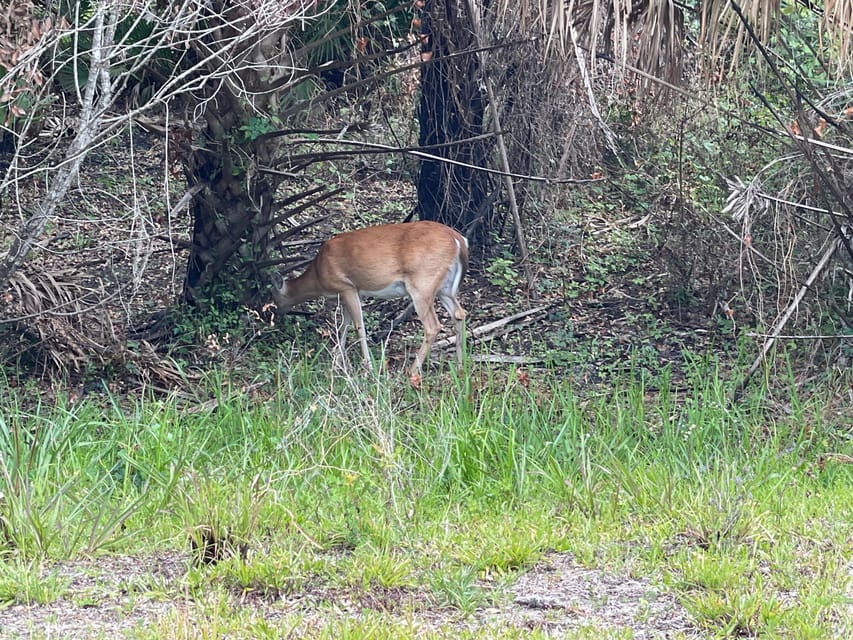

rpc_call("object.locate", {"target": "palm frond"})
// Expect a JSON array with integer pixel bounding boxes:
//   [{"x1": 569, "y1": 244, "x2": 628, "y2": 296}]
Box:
[
  {"x1": 494, "y1": 0, "x2": 852, "y2": 91},
  {"x1": 822, "y1": 0, "x2": 853, "y2": 74},
  {"x1": 700, "y1": 0, "x2": 781, "y2": 78},
  {"x1": 500, "y1": 0, "x2": 686, "y2": 92},
  {"x1": 5, "y1": 268, "x2": 109, "y2": 373}
]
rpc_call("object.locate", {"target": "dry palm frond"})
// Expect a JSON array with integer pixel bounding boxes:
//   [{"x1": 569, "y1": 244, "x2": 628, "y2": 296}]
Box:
[
  {"x1": 126, "y1": 340, "x2": 196, "y2": 390},
  {"x1": 499, "y1": 0, "x2": 686, "y2": 94},
  {"x1": 699, "y1": 0, "x2": 780, "y2": 79},
  {"x1": 822, "y1": 0, "x2": 853, "y2": 75},
  {"x1": 3, "y1": 268, "x2": 192, "y2": 388},
  {"x1": 3, "y1": 267, "x2": 111, "y2": 374},
  {"x1": 573, "y1": 0, "x2": 685, "y2": 93},
  {"x1": 634, "y1": 0, "x2": 685, "y2": 88},
  {"x1": 492, "y1": 0, "x2": 853, "y2": 92}
]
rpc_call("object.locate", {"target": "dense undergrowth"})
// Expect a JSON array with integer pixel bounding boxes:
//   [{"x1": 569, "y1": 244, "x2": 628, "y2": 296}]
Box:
[{"x1": 0, "y1": 352, "x2": 850, "y2": 638}]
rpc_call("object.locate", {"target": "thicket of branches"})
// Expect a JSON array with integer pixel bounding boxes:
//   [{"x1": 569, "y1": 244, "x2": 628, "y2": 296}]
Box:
[
  {"x1": 0, "y1": 0, "x2": 851, "y2": 383},
  {"x1": 0, "y1": 0, "x2": 333, "y2": 377},
  {"x1": 649, "y1": 13, "x2": 853, "y2": 380}
]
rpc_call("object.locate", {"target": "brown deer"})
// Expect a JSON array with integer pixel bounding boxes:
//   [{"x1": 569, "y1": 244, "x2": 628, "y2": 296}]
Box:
[{"x1": 273, "y1": 221, "x2": 468, "y2": 377}]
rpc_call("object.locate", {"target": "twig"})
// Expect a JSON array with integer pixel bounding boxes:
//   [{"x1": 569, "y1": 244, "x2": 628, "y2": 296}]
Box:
[
  {"x1": 733, "y1": 234, "x2": 843, "y2": 399},
  {"x1": 819, "y1": 453, "x2": 853, "y2": 467},
  {"x1": 469, "y1": 354, "x2": 545, "y2": 364},
  {"x1": 267, "y1": 138, "x2": 598, "y2": 185},
  {"x1": 745, "y1": 333, "x2": 853, "y2": 340},
  {"x1": 463, "y1": 0, "x2": 534, "y2": 291}
]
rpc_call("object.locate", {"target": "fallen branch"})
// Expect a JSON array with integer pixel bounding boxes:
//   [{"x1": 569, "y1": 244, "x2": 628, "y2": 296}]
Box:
[
  {"x1": 818, "y1": 453, "x2": 853, "y2": 469},
  {"x1": 745, "y1": 332, "x2": 853, "y2": 340},
  {"x1": 468, "y1": 354, "x2": 545, "y2": 364},
  {"x1": 733, "y1": 233, "x2": 844, "y2": 399},
  {"x1": 434, "y1": 304, "x2": 553, "y2": 350}
]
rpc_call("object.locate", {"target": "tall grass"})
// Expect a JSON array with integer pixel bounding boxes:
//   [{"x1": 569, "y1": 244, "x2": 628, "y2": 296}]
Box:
[
  {"x1": 0, "y1": 356, "x2": 847, "y2": 558},
  {"x1": 0, "y1": 354, "x2": 849, "y2": 634}
]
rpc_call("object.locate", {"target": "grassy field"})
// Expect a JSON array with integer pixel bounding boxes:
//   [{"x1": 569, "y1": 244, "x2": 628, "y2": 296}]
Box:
[{"x1": 0, "y1": 355, "x2": 850, "y2": 639}]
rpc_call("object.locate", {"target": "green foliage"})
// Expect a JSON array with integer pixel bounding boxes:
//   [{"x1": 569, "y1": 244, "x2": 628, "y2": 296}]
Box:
[
  {"x1": 0, "y1": 392, "x2": 185, "y2": 559},
  {"x1": 0, "y1": 356, "x2": 849, "y2": 636},
  {"x1": 602, "y1": 0, "x2": 850, "y2": 346},
  {"x1": 684, "y1": 586, "x2": 780, "y2": 637},
  {"x1": 239, "y1": 116, "x2": 280, "y2": 142},
  {"x1": 485, "y1": 255, "x2": 521, "y2": 295},
  {"x1": 0, "y1": 560, "x2": 70, "y2": 605},
  {"x1": 345, "y1": 544, "x2": 414, "y2": 589},
  {"x1": 52, "y1": 9, "x2": 179, "y2": 102},
  {"x1": 174, "y1": 473, "x2": 273, "y2": 567},
  {"x1": 426, "y1": 565, "x2": 488, "y2": 614},
  {"x1": 774, "y1": 5, "x2": 835, "y2": 91},
  {"x1": 291, "y1": 0, "x2": 410, "y2": 70},
  {"x1": 0, "y1": 69, "x2": 45, "y2": 134},
  {"x1": 168, "y1": 288, "x2": 252, "y2": 359}
]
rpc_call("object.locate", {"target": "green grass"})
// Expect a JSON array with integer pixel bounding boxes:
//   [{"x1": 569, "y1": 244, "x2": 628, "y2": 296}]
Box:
[{"x1": 0, "y1": 355, "x2": 850, "y2": 638}]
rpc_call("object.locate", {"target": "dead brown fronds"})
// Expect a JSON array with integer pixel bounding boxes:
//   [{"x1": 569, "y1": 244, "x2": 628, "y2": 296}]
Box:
[
  {"x1": 497, "y1": 0, "x2": 852, "y2": 91},
  {"x1": 1, "y1": 266, "x2": 192, "y2": 389},
  {"x1": 3, "y1": 267, "x2": 112, "y2": 374}
]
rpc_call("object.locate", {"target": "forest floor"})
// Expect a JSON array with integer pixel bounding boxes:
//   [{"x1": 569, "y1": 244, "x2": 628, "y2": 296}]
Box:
[{"x1": 3, "y1": 122, "x2": 723, "y2": 397}]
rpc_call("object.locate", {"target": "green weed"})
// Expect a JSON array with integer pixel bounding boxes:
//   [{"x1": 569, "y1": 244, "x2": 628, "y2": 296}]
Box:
[{"x1": 0, "y1": 356, "x2": 848, "y2": 638}]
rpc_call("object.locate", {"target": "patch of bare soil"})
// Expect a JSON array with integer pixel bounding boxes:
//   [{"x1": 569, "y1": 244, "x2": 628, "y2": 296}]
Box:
[
  {"x1": 483, "y1": 552, "x2": 701, "y2": 638},
  {"x1": 0, "y1": 552, "x2": 704, "y2": 639},
  {"x1": 0, "y1": 553, "x2": 186, "y2": 639}
]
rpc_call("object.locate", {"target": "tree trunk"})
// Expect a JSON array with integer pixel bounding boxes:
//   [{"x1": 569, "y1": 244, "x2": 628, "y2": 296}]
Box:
[
  {"x1": 416, "y1": 0, "x2": 493, "y2": 244},
  {"x1": 182, "y1": 104, "x2": 280, "y2": 307},
  {"x1": 0, "y1": 2, "x2": 115, "y2": 293}
]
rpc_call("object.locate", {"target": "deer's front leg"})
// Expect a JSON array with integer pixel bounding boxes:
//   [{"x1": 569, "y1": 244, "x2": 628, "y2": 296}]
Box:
[{"x1": 340, "y1": 289, "x2": 372, "y2": 370}]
